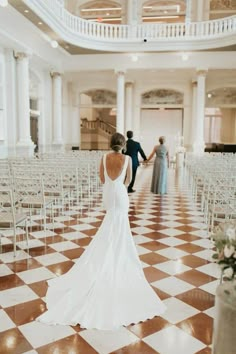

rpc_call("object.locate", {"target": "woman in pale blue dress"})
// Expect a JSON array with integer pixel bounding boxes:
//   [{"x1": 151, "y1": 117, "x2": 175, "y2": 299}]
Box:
[{"x1": 146, "y1": 136, "x2": 169, "y2": 194}]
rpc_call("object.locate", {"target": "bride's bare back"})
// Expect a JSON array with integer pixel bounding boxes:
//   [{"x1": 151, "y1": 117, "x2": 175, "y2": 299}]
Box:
[{"x1": 100, "y1": 152, "x2": 131, "y2": 185}]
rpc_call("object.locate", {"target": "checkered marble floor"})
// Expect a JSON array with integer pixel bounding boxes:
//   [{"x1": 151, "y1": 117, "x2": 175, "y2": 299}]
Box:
[{"x1": 0, "y1": 165, "x2": 218, "y2": 354}]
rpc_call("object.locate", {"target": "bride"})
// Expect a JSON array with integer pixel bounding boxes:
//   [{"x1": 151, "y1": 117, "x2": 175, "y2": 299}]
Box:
[{"x1": 36, "y1": 132, "x2": 166, "y2": 330}]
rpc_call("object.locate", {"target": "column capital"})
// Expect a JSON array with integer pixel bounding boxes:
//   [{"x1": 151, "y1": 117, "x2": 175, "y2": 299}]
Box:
[
  {"x1": 14, "y1": 52, "x2": 29, "y2": 60},
  {"x1": 192, "y1": 80, "x2": 197, "y2": 87},
  {"x1": 125, "y1": 81, "x2": 134, "y2": 87},
  {"x1": 196, "y1": 69, "x2": 208, "y2": 77},
  {"x1": 115, "y1": 70, "x2": 126, "y2": 76},
  {"x1": 50, "y1": 71, "x2": 62, "y2": 78}
]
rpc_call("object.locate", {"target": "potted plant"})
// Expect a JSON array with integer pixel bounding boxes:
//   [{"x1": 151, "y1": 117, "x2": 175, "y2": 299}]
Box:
[{"x1": 212, "y1": 222, "x2": 236, "y2": 354}]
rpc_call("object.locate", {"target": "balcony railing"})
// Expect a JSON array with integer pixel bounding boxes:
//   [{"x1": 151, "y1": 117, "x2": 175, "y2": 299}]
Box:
[{"x1": 23, "y1": 0, "x2": 236, "y2": 51}]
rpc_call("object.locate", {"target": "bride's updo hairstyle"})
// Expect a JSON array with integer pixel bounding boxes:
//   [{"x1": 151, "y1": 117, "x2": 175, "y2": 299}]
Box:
[{"x1": 110, "y1": 132, "x2": 126, "y2": 152}]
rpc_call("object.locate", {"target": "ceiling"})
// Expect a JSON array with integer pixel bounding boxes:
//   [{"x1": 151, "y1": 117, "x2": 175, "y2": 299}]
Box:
[{"x1": 8, "y1": 0, "x2": 236, "y2": 55}]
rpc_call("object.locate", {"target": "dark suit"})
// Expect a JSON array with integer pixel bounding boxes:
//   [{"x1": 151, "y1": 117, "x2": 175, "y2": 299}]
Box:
[{"x1": 124, "y1": 138, "x2": 147, "y2": 192}]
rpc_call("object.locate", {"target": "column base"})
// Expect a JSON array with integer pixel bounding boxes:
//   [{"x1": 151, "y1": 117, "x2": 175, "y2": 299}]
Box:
[
  {"x1": 52, "y1": 142, "x2": 64, "y2": 152},
  {"x1": 192, "y1": 142, "x2": 205, "y2": 154},
  {"x1": 16, "y1": 140, "x2": 35, "y2": 157}
]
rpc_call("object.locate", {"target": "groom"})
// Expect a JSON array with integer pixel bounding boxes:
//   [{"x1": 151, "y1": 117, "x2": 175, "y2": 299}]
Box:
[{"x1": 124, "y1": 131, "x2": 147, "y2": 193}]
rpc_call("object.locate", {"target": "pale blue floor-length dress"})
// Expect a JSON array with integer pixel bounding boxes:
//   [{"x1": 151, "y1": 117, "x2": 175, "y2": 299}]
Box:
[
  {"x1": 36, "y1": 154, "x2": 166, "y2": 330},
  {"x1": 151, "y1": 144, "x2": 168, "y2": 194}
]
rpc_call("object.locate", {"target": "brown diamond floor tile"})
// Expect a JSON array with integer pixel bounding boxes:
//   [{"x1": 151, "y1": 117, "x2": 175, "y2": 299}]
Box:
[
  {"x1": 176, "y1": 225, "x2": 199, "y2": 232},
  {"x1": 146, "y1": 224, "x2": 170, "y2": 231},
  {"x1": 75, "y1": 237, "x2": 92, "y2": 247},
  {"x1": 176, "y1": 269, "x2": 216, "y2": 287},
  {"x1": 28, "y1": 246, "x2": 55, "y2": 257},
  {"x1": 62, "y1": 247, "x2": 85, "y2": 259},
  {"x1": 177, "y1": 313, "x2": 213, "y2": 345},
  {"x1": 0, "y1": 274, "x2": 25, "y2": 290},
  {"x1": 140, "y1": 241, "x2": 168, "y2": 251},
  {"x1": 180, "y1": 255, "x2": 208, "y2": 268},
  {"x1": 37, "y1": 334, "x2": 98, "y2": 354},
  {"x1": 0, "y1": 328, "x2": 33, "y2": 354},
  {"x1": 128, "y1": 316, "x2": 170, "y2": 339},
  {"x1": 6, "y1": 258, "x2": 42, "y2": 273},
  {"x1": 47, "y1": 260, "x2": 74, "y2": 276},
  {"x1": 81, "y1": 229, "x2": 97, "y2": 237},
  {"x1": 143, "y1": 232, "x2": 168, "y2": 240},
  {"x1": 144, "y1": 266, "x2": 169, "y2": 282},
  {"x1": 140, "y1": 253, "x2": 169, "y2": 265},
  {"x1": 28, "y1": 280, "x2": 48, "y2": 297},
  {"x1": 43, "y1": 235, "x2": 67, "y2": 244},
  {"x1": 151, "y1": 286, "x2": 171, "y2": 300},
  {"x1": 110, "y1": 340, "x2": 159, "y2": 354},
  {"x1": 176, "y1": 288, "x2": 215, "y2": 311},
  {"x1": 175, "y1": 234, "x2": 201, "y2": 242},
  {"x1": 5, "y1": 298, "x2": 46, "y2": 325},
  {"x1": 175, "y1": 243, "x2": 205, "y2": 254}
]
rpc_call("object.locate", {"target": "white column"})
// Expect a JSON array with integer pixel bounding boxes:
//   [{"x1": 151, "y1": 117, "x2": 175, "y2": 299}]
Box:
[
  {"x1": 185, "y1": 0, "x2": 192, "y2": 23},
  {"x1": 116, "y1": 71, "x2": 125, "y2": 134},
  {"x1": 196, "y1": 0, "x2": 204, "y2": 21},
  {"x1": 126, "y1": 0, "x2": 141, "y2": 24},
  {"x1": 15, "y1": 52, "x2": 34, "y2": 156},
  {"x1": 133, "y1": 88, "x2": 141, "y2": 140},
  {"x1": 71, "y1": 84, "x2": 80, "y2": 148},
  {"x1": 125, "y1": 82, "x2": 133, "y2": 132},
  {"x1": 190, "y1": 81, "x2": 197, "y2": 151},
  {"x1": 193, "y1": 70, "x2": 207, "y2": 153},
  {"x1": 51, "y1": 72, "x2": 63, "y2": 149}
]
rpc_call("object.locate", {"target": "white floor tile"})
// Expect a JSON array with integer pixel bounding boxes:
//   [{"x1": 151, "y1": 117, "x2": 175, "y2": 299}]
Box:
[
  {"x1": 17, "y1": 267, "x2": 56, "y2": 284},
  {"x1": 131, "y1": 226, "x2": 154, "y2": 234},
  {"x1": 196, "y1": 263, "x2": 221, "y2": 279},
  {"x1": 79, "y1": 327, "x2": 139, "y2": 354},
  {"x1": 135, "y1": 245, "x2": 150, "y2": 255},
  {"x1": 71, "y1": 224, "x2": 95, "y2": 231},
  {"x1": 0, "y1": 264, "x2": 14, "y2": 276},
  {"x1": 49, "y1": 241, "x2": 79, "y2": 252},
  {"x1": 158, "y1": 228, "x2": 186, "y2": 237},
  {"x1": 143, "y1": 325, "x2": 205, "y2": 354},
  {"x1": 60, "y1": 231, "x2": 87, "y2": 240},
  {"x1": 0, "y1": 310, "x2": 16, "y2": 332},
  {"x1": 199, "y1": 280, "x2": 221, "y2": 295},
  {"x1": 161, "y1": 297, "x2": 199, "y2": 324},
  {"x1": 132, "y1": 219, "x2": 156, "y2": 226},
  {"x1": 35, "y1": 253, "x2": 69, "y2": 266},
  {"x1": 192, "y1": 238, "x2": 214, "y2": 249},
  {"x1": 153, "y1": 260, "x2": 191, "y2": 275},
  {"x1": 133, "y1": 235, "x2": 152, "y2": 244},
  {"x1": 29, "y1": 230, "x2": 56, "y2": 239},
  {"x1": 158, "y1": 237, "x2": 186, "y2": 247},
  {"x1": 152, "y1": 276, "x2": 194, "y2": 296},
  {"x1": 0, "y1": 285, "x2": 38, "y2": 308},
  {"x1": 0, "y1": 250, "x2": 31, "y2": 263},
  {"x1": 159, "y1": 221, "x2": 184, "y2": 228},
  {"x1": 157, "y1": 247, "x2": 188, "y2": 260},
  {"x1": 19, "y1": 321, "x2": 75, "y2": 348}
]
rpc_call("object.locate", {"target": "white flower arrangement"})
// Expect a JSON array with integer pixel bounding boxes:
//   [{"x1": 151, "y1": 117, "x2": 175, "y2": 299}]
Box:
[{"x1": 212, "y1": 222, "x2": 236, "y2": 281}]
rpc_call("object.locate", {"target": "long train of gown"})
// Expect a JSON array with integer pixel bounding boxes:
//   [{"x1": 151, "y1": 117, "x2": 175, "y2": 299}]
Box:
[{"x1": 36, "y1": 154, "x2": 166, "y2": 330}]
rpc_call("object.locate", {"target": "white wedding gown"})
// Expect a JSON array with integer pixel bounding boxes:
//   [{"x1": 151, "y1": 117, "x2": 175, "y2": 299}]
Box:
[{"x1": 36, "y1": 154, "x2": 166, "y2": 330}]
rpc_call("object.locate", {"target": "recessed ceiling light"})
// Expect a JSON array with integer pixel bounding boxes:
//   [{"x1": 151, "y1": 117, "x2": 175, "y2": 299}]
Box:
[
  {"x1": 208, "y1": 93, "x2": 212, "y2": 98},
  {"x1": 24, "y1": 9, "x2": 29, "y2": 13},
  {"x1": 65, "y1": 45, "x2": 70, "y2": 49},
  {"x1": 181, "y1": 53, "x2": 189, "y2": 61},
  {"x1": 106, "y1": 12, "x2": 110, "y2": 15},
  {"x1": 51, "y1": 40, "x2": 58, "y2": 48},
  {"x1": 131, "y1": 55, "x2": 138, "y2": 62},
  {"x1": 0, "y1": 0, "x2": 8, "y2": 7},
  {"x1": 38, "y1": 21, "x2": 43, "y2": 25}
]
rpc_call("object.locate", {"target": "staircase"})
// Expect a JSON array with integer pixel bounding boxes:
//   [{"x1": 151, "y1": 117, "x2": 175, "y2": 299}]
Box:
[{"x1": 81, "y1": 118, "x2": 116, "y2": 150}]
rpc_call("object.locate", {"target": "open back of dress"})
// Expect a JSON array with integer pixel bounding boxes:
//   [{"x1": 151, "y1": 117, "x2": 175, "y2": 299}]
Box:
[{"x1": 36, "y1": 154, "x2": 166, "y2": 330}]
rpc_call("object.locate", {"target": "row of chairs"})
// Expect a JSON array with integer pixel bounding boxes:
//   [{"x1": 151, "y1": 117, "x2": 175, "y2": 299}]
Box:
[{"x1": 185, "y1": 153, "x2": 236, "y2": 232}]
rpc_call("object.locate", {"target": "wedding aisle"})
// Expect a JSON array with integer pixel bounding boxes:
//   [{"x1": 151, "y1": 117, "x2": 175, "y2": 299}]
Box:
[{"x1": 0, "y1": 164, "x2": 218, "y2": 354}]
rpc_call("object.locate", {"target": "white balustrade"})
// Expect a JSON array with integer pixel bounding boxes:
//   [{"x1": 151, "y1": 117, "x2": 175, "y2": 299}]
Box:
[{"x1": 23, "y1": 0, "x2": 236, "y2": 48}]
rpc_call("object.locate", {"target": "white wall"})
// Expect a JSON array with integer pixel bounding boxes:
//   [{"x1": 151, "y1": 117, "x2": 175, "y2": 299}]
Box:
[{"x1": 140, "y1": 109, "x2": 183, "y2": 158}]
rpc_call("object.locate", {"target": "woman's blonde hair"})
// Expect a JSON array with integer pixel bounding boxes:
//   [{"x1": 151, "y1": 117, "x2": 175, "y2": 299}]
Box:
[
  {"x1": 159, "y1": 136, "x2": 165, "y2": 144},
  {"x1": 110, "y1": 132, "x2": 126, "y2": 152}
]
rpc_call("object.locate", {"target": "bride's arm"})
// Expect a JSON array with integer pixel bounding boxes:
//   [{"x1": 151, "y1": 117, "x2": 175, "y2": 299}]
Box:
[
  {"x1": 124, "y1": 157, "x2": 132, "y2": 186},
  {"x1": 99, "y1": 157, "x2": 105, "y2": 184}
]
